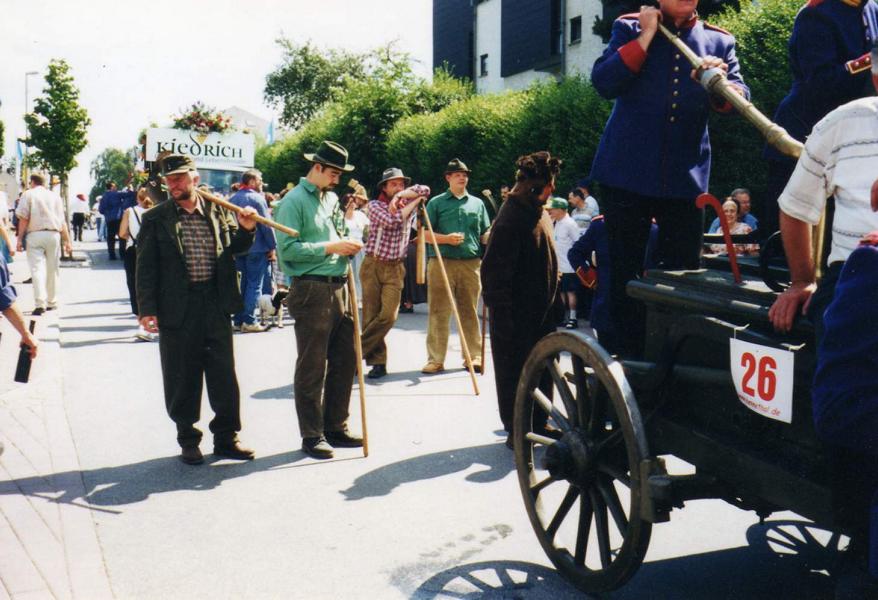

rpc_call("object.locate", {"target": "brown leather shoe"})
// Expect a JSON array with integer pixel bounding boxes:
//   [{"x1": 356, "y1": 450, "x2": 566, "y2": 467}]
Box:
[
  {"x1": 180, "y1": 446, "x2": 204, "y2": 465},
  {"x1": 325, "y1": 428, "x2": 363, "y2": 448},
  {"x1": 421, "y1": 362, "x2": 445, "y2": 374},
  {"x1": 213, "y1": 440, "x2": 255, "y2": 460}
]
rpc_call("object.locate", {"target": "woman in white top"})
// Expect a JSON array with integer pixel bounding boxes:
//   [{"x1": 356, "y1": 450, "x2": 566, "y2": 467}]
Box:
[
  {"x1": 119, "y1": 187, "x2": 155, "y2": 340},
  {"x1": 344, "y1": 193, "x2": 370, "y2": 299},
  {"x1": 547, "y1": 197, "x2": 583, "y2": 329}
]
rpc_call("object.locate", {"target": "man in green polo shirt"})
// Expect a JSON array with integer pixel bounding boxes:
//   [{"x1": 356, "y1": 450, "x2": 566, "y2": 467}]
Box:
[
  {"x1": 275, "y1": 141, "x2": 364, "y2": 459},
  {"x1": 422, "y1": 158, "x2": 491, "y2": 374}
]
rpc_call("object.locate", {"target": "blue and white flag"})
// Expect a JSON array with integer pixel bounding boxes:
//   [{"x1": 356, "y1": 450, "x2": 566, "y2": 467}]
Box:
[{"x1": 266, "y1": 120, "x2": 275, "y2": 145}]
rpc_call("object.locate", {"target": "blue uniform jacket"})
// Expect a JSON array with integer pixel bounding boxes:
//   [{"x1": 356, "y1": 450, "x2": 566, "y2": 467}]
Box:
[
  {"x1": 590, "y1": 15, "x2": 749, "y2": 199},
  {"x1": 567, "y1": 217, "x2": 658, "y2": 335},
  {"x1": 767, "y1": 0, "x2": 878, "y2": 163}
]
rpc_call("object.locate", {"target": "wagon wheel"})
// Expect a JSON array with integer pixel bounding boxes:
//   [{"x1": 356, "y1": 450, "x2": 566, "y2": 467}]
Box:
[{"x1": 513, "y1": 331, "x2": 652, "y2": 594}]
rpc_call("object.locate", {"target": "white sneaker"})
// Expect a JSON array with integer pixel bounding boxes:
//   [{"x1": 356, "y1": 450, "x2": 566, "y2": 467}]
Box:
[{"x1": 240, "y1": 323, "x2": 267, "y2": 333}]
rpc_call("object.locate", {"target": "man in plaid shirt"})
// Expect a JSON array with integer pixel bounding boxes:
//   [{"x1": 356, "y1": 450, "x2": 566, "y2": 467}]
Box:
[{"x1": 359, "y1": 167, "x2": 430, "y2": 379}]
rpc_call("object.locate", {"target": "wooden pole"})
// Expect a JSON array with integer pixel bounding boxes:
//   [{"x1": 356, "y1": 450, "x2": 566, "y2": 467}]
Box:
[
  {"x1": 347, "y1": 263, "x2": 369, "y2": 456},
  {"x1": 479, "y1": 300, "x2": 488, "y2": 377},
  {"x1": 201, "y1": 191, "x2": 299, "y2": 238},
  {"x1": 419, "y1": 206, "x2": 480, "y2": 395}
]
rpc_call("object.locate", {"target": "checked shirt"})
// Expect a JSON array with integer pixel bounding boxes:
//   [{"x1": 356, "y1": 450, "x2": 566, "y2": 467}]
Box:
[{"x1": 365, "y1": 184, "x2": 430, "y2": 261}]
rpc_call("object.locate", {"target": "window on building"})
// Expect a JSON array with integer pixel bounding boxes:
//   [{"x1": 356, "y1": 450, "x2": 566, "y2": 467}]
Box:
[
  {"x1": 550, "y1": 0, "x2": 564, "y2": 56},
  {"x1": 570, "y1": 16, "x2": 582, "y2": 44},
  {"x1": 480, "y1": 54, "x2": 489, "y2": 77}
]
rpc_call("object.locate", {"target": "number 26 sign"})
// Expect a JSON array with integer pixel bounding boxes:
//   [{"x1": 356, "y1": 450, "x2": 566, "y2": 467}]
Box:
[{"x1": 729, "y1": 339, "x2": 795, "y2": 424}]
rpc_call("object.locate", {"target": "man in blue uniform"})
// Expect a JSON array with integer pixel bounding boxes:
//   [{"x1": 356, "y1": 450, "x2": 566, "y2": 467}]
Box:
[
  {"x1": 589, "y1": 0, "x2": 749, "y2": 357},
  {"x1": 813, "y1": 237, "x2": 878, "y2": 597},
  {"x1": 763, "y1": 0, "x2": 878, "y2": 238}
]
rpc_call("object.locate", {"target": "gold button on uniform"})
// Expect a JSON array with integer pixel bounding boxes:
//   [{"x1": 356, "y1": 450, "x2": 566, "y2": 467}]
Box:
[
  {"x1": 672, "y1": 103, "x2": 677, "y2": 109},
  {"x1": 674, "y1": 66, "x2": 680, "y2": 72},
  {"x1": 673, "y1": 90, "x2": 679, "y2": 96},
  {"x1": 673, "y1": 78, "x2": 679, "y2": 84},
  {"x1": 670, "y1": 116, "x2": 676, "y2": 122}
]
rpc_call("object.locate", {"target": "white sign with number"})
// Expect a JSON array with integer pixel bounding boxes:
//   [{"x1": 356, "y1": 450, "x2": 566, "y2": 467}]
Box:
[{"x1": 729, "y1": 339, "x2": 795, "y2": 424}]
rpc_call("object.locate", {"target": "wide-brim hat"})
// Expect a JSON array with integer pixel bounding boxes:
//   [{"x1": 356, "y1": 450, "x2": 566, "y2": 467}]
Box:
[
  {"x1": 545, "y1": 197, "x2": 568, "y2": 210},
  {"x1": 444, "y1": 158, "x2": 471, "y2": 174},
  {"x1": 304, "y1": 140, "x2": 355, "y2": 172},
  {"x1": 161, "y1": 154, "x2": 197, "y2": 176},
  {"x1": 376, "y1": 167, "x2": 411, "y2": 188}
]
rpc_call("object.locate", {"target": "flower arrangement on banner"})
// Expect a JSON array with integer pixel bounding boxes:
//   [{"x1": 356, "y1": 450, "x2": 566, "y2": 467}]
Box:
[{"x1": 171, "y1": 102, "x2": 234, "y2": 134}]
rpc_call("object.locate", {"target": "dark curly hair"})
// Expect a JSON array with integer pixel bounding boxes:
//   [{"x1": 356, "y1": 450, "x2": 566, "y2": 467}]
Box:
[{"x1": 514, "y1": 151, "x2": 562, "y2": 187}]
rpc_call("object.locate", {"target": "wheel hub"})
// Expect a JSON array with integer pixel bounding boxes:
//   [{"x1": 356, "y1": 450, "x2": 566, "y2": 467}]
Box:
[{"x1": 541, "y1": 430, "x2": 594, "y2": 484}]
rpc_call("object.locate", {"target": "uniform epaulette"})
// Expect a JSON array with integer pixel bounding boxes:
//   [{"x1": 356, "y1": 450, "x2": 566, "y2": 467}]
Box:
[
  {"x1": 703, "y1": 22, "x2": 732, "y2": 35},
  {"x1": 617, "y1": 12, "x2": 640, "y2": 21},
  {"x1": 806, "y1": 0, "x2": 825, "y2": 7}
]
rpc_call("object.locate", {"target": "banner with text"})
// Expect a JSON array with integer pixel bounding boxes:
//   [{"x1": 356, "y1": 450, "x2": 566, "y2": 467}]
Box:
[{"x1": 146, "y1": 128, "x2": 255, "y2": 171}]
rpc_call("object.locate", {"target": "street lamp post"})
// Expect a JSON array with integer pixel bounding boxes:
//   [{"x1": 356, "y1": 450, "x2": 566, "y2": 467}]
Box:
[{"x1": 23, "y1": 71, "x2": 38, "y2": 187}]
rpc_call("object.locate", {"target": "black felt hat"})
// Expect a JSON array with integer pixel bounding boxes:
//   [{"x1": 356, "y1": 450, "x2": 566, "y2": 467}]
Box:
[
  {"x1": 444, "y1": 158, "x2": 471, "y2": 174},
  {"x1": 304, "y1": 141, "x2": 355, "y2": 172}
]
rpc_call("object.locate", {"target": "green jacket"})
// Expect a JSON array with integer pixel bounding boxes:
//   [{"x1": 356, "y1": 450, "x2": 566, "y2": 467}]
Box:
[{"x1": 136, "y1": 191, "x2": 254, "y2": 329}]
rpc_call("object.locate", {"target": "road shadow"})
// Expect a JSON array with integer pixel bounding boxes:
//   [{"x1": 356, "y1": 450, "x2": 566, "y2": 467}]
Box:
[
  {"x1": 340, "y1": 442, "x2": 513, "y2": 501},
  {"x1": 67, "y1": 297, "x2": 129, "y2": 306},
  {"x1": 0, "y1": 450, "x2": 308, "y2": 508},
  {"x1": 251, "y1": 383, "x2": 293, "y2": 400},
  {"x1": 408, "y1": 521, "x2": 839, "y2": 599},
  {"x1": 59, "y1": 337, "x2": 139, "y2": 349}
]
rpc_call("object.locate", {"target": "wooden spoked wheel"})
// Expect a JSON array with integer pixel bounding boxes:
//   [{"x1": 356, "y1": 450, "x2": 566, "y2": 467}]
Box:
[{"x1": 513, "y1": 331, "x2": 652, "y2": 593}]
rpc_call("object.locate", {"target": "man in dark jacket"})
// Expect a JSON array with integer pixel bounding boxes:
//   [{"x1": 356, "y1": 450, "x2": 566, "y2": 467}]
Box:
[
  {"x1": 481, "y1": 152, "x2": 562, "y2": 448},
  {"x1": 136, "y1": 154, "x2": 258, "y2": 465}
]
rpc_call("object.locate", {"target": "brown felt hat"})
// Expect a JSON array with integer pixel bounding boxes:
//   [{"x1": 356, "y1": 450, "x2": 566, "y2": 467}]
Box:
[{"x1": 161, "y1": 154, "x2": 197, "y2": 176}]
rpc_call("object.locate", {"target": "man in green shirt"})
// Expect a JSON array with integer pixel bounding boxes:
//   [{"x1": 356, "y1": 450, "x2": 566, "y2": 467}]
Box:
[
  {"x1": 275, "y1": 141, "x2": 364, "y2": 459},
  {"x1": 422, "y1": 158, "x2": 491, "y2": 374}
]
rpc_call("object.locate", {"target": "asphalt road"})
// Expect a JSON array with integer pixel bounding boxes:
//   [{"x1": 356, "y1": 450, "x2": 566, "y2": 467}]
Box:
[{"x1": 0, "y1": 239, "x2": 840, "y2": 599}]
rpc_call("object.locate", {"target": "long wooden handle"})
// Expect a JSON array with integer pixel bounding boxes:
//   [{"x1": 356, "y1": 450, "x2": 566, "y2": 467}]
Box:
[
  {"x1": 347, "y1": 264, "x2": 369, "y2": 457},
  {"x1": 201, "y1": 192, "x2": 300, "y2": 237},
  {"x1": 416, "y1": 225, "x2": 427, "y2": 284},
  {"x1": 657, "y1": 23, "x2": 803, "y2": 159}
]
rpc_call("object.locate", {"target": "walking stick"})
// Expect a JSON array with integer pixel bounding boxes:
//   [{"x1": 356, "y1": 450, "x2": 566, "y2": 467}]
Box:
[
  {"x1": 479, "y1": 300, "x2": 488, "y2": 377},
  {"x1": 347, "y1": 263, "x2": 370, "y2": 457},
  {"x1": 201, "y1": 191, "x2": 300, "y2": 237},
  {"x1": 419, "y1": 205, "x2": 480, "y2": 396}
]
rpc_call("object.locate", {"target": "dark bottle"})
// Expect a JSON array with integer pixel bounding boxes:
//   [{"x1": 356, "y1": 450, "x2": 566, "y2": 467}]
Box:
[{"x1": 13, "y1": 320, "x2": 36, "y2": 383}]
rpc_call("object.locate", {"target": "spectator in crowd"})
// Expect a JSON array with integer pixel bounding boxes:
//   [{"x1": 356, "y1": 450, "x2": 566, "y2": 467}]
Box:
[
  {"x1": 359, "y1": 168, "x2": 429, "y2": 379},
  {"x1": 274, "y1": 141, "x2": 364, "y2": 460},
  {"x1": 421, "y1": 158, "x2": 491, "y2": 374},
  {"x1": 0, "y1": 187, "x2": 12, "y2": 262},
  {"x1": 0, "y1": 250, "x2": 38, "y2": 359},
  {"x1": 547, "y1": 197, "x2": 583, "y2": 329},
  {"x1": 70, "y1": 193, "x2": 89, "y2": 242},
  {"x1": 98, "y1": 182, "x2": 127, "y2": 260},
  {"x1": 574, "y1": 178, "x2": 601, "y2": 223},
  {"x1": 567, "y1": 188, "x2": 599, "y2": 232},
  {"x1": 344, "y1": 191, "x2": 370, "y2": 299},
  {"x1": 708, "y1": 197, "x2": 758, "y2": 255},
  {"x1": 708, "y1": 188, "x2": 758, "y2": 233},
  {"x1": 499, "y1": 184, "x2": 510, "y2": 204},
  {"x1": 229, "y1": 169, "x2": 276, "y2": 333},
  {"x1": 136, "y1": 154, "x2": 258, "y2": 465},
  {"x1": 92, "y1": 202, "x2": 105, "y2": 242},
  {"x1": 118, "y1": 187, "x2": 155, "y2": 341},
  {"x1": 482, "y1": 151, "x2": 562, "y2": 449},
  {"x1": 15, "y1": 174, "x2": 72, "y2": 315}
]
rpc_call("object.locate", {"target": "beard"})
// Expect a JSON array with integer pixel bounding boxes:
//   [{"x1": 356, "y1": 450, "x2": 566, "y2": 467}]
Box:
[{"x1": 172, "y1": 188, "x2": 193, "y2": 201}]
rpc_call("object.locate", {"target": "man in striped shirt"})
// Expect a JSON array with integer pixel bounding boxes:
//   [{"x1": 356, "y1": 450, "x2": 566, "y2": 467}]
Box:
[
  {"x1": 359, "y1": 167, "x2": 430, "y2": 379},
  {"x1": 769, "y1": 43, "x2": 878, "y2": 340}
]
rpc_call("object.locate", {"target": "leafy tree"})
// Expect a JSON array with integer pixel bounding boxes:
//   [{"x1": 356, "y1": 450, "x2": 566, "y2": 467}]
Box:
[
  {"x1": 89, "y1": 148, "x2": 135, "y2": 204},
  {"x1": 24, "y1": 59, "x2": 91, "y2": 205},
  {"x1": 264, "y1": 40, "x2": 368, "y2": 129}
]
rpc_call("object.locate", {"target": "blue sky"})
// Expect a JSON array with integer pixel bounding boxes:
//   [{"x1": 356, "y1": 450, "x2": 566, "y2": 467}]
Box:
[{"x1": 0, "y1": 0, "x2": 433, "y2": 194}]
